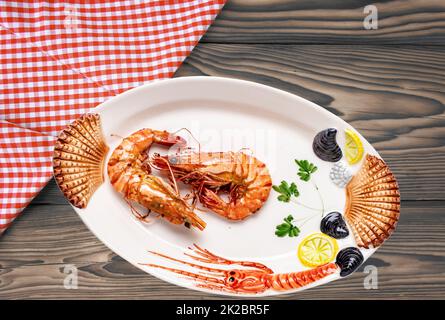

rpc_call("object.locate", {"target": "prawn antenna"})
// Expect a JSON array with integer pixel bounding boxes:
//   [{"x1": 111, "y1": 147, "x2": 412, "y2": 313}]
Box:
[
  {"x1": 172, "y1": 128, "x2": 202, "y2": 158},
  {"x1": 110, "y1": 133, "x2": 124, "y2": 139}
]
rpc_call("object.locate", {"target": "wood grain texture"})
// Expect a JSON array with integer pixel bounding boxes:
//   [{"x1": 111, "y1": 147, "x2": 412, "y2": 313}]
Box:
[
  {"x1": 0, "y1": 189, "x2": 443, "y2": 299},
  {"x1": 204, "y1": 0, "x2": 445, "y2": 44},
  {"x1": 2, "y1": 0, "x2": 445, "y2": 300},
  {"x1": 175, "y1": 44, "x2": 445, "y2": 200}
]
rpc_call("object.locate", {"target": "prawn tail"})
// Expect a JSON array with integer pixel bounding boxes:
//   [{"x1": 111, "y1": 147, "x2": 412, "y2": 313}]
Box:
[
  {"x1": 269, "y1": 263, "x2": 339, "y2": 291},
  {"x1": 198, "y1": 188, "x2": 228, "y2": 217}
]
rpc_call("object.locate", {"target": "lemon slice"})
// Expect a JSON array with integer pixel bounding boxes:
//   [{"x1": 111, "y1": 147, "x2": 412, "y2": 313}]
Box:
[
  {"x1": 298, "y1": 233, "x2": 338, "y2": 267},
  {"x1": 344, "y1": 129, "x2": 364, "y2": 165}
]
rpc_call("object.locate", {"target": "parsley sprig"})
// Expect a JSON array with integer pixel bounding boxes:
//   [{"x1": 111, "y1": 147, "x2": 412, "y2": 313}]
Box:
[
  {"x1": 275, "y1": 215, "x2": 300, "y2": 237},
  {"x1": 295, "y1": 159, "x2": 318, "y2": 182},
  {"x1": 272, "y1": 181, "x2": 299, "y2": 202}
]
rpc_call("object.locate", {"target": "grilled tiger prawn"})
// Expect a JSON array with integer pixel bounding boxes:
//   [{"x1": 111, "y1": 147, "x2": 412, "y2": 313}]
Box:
[
  {"x1": 151, "y1": 151, "x2": 272, "y2": 220},
  {"x1": 145, "y1": 244, "x2": 338, "y2": 294},
  {"x1": 107, "y1": 129, "x2": 206, "y2": 230}
]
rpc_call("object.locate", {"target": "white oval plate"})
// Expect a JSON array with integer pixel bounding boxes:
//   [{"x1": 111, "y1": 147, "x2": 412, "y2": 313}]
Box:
[{"x1": 63, "y1": 76, "x2": 399, "y2": 297}]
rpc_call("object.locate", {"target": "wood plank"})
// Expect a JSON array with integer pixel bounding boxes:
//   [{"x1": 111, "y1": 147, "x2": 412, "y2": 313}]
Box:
[
  {"x1": 0, "y1": 200, "x2": 443, "y2": 299},
  {"x1": 3, "y1": 0, "x2": 444, "y2": 301},
  {"x1": 204, "y1": 0, "x2": 445, "y2": 44}
]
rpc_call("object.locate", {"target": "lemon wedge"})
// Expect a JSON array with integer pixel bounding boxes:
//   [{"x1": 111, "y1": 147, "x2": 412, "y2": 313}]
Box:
[
  {"x1": 298, "y1": 233, "x2": 338, "y2": 267},
  {"x1": 344, "y1": 129, "x2": 364, "y2": 165}
]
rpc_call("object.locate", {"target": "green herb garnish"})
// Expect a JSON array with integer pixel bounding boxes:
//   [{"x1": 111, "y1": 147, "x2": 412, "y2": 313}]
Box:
[
  {"x1": 275, "y1": 215, "x2": 300, "y2": 237},
  {"x1": 272, "y1": 181, "x2": 299, "y2": 202},
  {"x1": 295, "y1": 159, "x2": 318, "y2": 182}
]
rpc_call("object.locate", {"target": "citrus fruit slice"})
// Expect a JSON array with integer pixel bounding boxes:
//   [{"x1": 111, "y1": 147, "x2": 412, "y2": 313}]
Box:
[
  {"x1": 298, "y1": 233, "x2": 339, "y2": 267},
  {"x1": 344, "y1": 129, "x2": 364, "y2": 165}
]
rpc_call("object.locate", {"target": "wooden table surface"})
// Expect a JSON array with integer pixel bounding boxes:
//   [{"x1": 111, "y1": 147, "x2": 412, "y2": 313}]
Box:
[{"x1": 1, "y1": 0, "x2": 444, "y2": 299}]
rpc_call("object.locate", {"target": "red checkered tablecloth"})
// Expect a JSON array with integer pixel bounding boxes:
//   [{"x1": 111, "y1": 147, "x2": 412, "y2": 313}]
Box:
[{"x1": 0, "y1": 0, "x2": 226, "y2": 233}]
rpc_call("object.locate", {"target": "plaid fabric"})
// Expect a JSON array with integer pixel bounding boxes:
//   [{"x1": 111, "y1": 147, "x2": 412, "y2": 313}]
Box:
[{"x1": 0, "y1": 0, "x2": 225, "y2": 233}]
